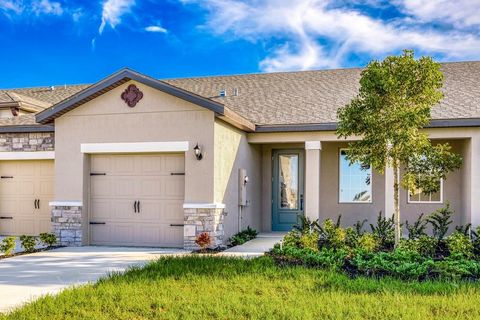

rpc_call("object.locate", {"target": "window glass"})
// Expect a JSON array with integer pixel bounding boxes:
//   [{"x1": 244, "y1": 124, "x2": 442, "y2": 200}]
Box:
[
  {"x1": 279, "y1": 154, "x2": 299, "y2": 209},
  {"x1": 408, "y1": 180, "x2": 442, "y2": 203},
  {"x1": 339, "y1": 149, "x2": 372, "y2": 203}
]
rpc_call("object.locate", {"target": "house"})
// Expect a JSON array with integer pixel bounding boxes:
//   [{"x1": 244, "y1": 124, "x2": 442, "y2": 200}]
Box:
[{"x1": 0, "y1": 62, "x2": 479, "y2": 249}]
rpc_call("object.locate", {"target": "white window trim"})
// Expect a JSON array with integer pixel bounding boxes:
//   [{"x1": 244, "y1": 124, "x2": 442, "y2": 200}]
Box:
[
  {"x1": 338, "y1": 148, "x2": 373, "y2": 204},
  {"x1": 81, "y1": 141, "x2": 189, "y2": 154},
  {"x1": 407, "y1": 179, "x2": 444, "y2": 204}
]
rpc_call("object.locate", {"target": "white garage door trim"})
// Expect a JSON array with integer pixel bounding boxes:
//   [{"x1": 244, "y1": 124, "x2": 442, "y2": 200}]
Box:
[
  {"x1": 0, "y1": 151, "x2": 54, "y2": 160},
  {"x1": 81, "y1": 141, "x2": 189, "y2": 154}
]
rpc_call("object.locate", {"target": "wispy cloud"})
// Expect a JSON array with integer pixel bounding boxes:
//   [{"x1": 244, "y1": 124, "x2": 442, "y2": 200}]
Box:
[
  {"x1": 32, "y1": 0, "x2": 63, "y2": 16},
  {"x1": 98, "y1": 0, "x2": 135, "y2": 34},
  {"x1": 145, "y1": 25, "x2": 167, "y2": 33},
  {"x1": 181, "y1": 0, "x2": 480, "y2": 72}
]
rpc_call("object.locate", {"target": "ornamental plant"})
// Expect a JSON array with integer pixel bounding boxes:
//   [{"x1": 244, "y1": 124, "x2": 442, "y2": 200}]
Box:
[
  {"x1": 337, "y1": 50, "x2": 462, "y2": 246},
  {"x1": 39, "y1": 233, "x2": 57, "y2": 248},
  {"x1": 19, "y1": 235, "x2": 36, "y2": 253},
  {"x1": 195, "y1": 232, "x2": 212, "y2": 252},
  {"x1": 0, "y1": 236, "x2": 16, "y2": 256}
]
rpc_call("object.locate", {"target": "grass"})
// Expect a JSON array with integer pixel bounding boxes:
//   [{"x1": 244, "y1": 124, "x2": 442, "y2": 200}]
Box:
[{"x1": 2, "y1": 256, "x2": 480, "y2": 319}]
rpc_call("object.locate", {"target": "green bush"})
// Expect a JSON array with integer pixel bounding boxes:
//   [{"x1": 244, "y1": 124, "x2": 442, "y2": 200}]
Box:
[
  {"x1": 357, "y1": 233, "x2": 379, "y2": 253},
  {"x1": 398, "y1": 236, "x2": 437, "y2": 257},
  {"x1": 319, "y1": 218, "x2": 346, "y2": 250},
  {"x1": 446, "y1": 232, "x2": 474, "y2": 259},
  {"x1": 344, "y1": 227, "x2": 359, "y2": 249},
  {"x1": 229, "y1": 226, "x2": 258, "y2": 246},
  {"x1": 39, "y1": 233, "x2": 57, "y2": 248},
  {"x1": 0, "y1": 236, "x2": 16, "y2": 256},
  {"x1": 427, "y1": 203, "x2": 454, "y2": 241},
  {"x1": 405, "y1": 213, "x2": 428, "y2": 239},
  {"x1": 19, "y1": 235, "x2": 36, "y2": 253},
  {"x1": 370, "y1": 211, "x2": 395, "y2": 251},
  {"x1": 282, "y1": 231, "x2": 300, "y2": 248},
  {"x1": 299, "y1": 232, "x2": 319, "y2": 252}
]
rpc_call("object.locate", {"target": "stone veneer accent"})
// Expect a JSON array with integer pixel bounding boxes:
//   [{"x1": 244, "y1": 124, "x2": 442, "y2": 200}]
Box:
[
  {"x1": 0, "y1": 132, "x2": 54, "y2": 152},
  {"x1": 184, "y1": 207, "x2": 225, "y2": 250},
  {"x1": 51, "y1": 206, "x2": 83, "y2": 246}
]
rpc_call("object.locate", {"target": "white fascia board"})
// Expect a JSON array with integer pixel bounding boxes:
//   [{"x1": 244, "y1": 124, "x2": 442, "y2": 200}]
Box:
[
  {"x1": 0, "y1": 151, "x2": 54, "y2": 160},
  {"x1": 183, "y1": 203, "x2": 226, "y2": 209},
  {"x1": 49, "y1": 201, "x2": 83, "y2": 207},
  {"x1": 81, "y1": 141, "x2": 189, "y2": 154},
  {"x1": 305, "y1": 141, "x2": 322, "y2": 150}
]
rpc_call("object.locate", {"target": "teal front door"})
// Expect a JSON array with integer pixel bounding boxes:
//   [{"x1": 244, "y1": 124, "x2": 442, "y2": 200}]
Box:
[{"x1": 272, "y1": 149, "x2": 304, "y2": 231}]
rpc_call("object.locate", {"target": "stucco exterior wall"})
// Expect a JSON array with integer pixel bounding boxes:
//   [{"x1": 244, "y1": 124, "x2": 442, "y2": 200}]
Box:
[
  {"x1": 54, "y1": 80, "x2": 215, "y2": 205},
  {"x1": 319, "y1": 141, "x2": 386, "y2": 227},
  {"x1": 213, "y1": 119, "x2": 262, "y2": 238}
]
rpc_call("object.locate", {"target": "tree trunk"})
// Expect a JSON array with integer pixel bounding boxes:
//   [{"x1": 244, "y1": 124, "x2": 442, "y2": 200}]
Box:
[{"x1": 393, "y1": 161, "x2": 401, "y2": 247}]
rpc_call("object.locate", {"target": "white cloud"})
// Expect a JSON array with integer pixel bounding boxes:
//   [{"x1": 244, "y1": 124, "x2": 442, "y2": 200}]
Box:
[
  {"x1": 32, "y1": 0, "x2": 63, "y2": 15},
  {"x1": 182, "y1": 0, "x2": 480, "y2": 71},
  {"x1": 98, "y1": 0, "x2": 135, "y2": 34},
  {"x1": 145, "y1": 25, "x2": 167, "y2": 33},
  {"x1": 396, "y1": 0, "x2": 480, "y2": 28},
  {"x1": 0, "y1": 0, "x2": 23, "y2": 14}
]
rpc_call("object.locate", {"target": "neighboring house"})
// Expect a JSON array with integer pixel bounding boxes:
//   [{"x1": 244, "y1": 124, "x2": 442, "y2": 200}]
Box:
[{"x1": 0, "y1": 62, "x2": 479, "y2": 249}]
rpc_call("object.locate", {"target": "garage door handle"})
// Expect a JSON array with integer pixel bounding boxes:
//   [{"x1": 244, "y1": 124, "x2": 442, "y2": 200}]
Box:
[
  {"x1": 1, "y1": 176, "x2": 13, "y2": 179},
  {"x1": 89, "y1": 222, "x2": 106, "y2": 225},
  {"x1": 170, "y1": 224, "x2": 184, "y2": 227},
  {"x1": 0, "y1": 216, "x2": 13, "y2": 220},
  {"x1": 137, "y1": 201, "x2": 140, "y2": 213},
  {"x1": 34, "y1": 199, "x2": 38, "y2": 209},
  {"x1": 134, "y1": 201, "x2": 138, "y2": 213}
]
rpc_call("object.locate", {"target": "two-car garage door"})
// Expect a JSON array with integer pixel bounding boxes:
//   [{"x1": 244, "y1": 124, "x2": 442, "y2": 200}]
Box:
[
  {"x1": 89, "y1": 154, "x2": 185, "y2": 247},
  {"x1": 0, "y1": 160, "x2": 54, "y2": 236}
]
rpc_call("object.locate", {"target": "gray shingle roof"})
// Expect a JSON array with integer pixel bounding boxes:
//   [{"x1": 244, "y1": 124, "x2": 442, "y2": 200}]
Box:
[
  {"x1": 165, "y1": 61, "x2": 480, "y2": 126},
  {"x1": 2, "y1": 61, "x2": 480, "y2": 130}
]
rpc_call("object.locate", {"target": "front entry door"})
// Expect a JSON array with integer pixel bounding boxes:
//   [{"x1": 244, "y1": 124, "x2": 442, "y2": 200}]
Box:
[{"x1": 272, "y1": 149, "x2": 304, "y2": 231}]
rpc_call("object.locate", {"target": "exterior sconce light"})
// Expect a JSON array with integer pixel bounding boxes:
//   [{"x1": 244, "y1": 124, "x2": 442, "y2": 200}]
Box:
[
  {"x1": 193, "y1": 143, "x2": 203, "y2": 160},
  {"x1": 244, "y1": 175, "x2": 249, "y2": 185}
]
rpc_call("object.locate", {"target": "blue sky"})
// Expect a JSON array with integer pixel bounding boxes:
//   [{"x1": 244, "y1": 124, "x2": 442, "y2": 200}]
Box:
[{"x1": 1, "y1": 0, "x2": 480, "y2": 88}]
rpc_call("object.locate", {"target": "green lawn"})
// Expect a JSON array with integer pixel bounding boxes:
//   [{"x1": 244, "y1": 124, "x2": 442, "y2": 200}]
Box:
[{"x1": 2, "y1": 256, "x2": 480, "y2": 320}]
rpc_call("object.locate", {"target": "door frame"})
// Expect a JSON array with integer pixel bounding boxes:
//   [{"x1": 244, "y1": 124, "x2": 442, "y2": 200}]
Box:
[{"x1": 271, "y1": 149, "x2": 305, "y2": 231}]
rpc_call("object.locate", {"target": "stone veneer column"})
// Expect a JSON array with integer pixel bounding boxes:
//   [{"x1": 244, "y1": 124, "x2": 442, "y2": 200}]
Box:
[
  {"x1": 305, "y1": 141, "x2": 321, "y2": 221},
  {"x1": 51, "y1": 203, "x2": 83, "y2": 246},
  {"x1": 183, "y1": 204, "x2": 225, "y2": 250}
]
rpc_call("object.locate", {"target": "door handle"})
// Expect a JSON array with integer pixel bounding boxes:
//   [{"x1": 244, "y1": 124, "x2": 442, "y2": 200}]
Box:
[
  {"x1": 300, "y1": 194, "x2": 304, "y2": 211},
  {"x1": 134, "y1": 201, "x2": 137, "y2": 213},
  {"x1": 34, "y1": 199, "x2": 37, "y2": 209},
  {"x1": 37, "y1": 199, "x2": 40, "y2": 209},
  {"x1": 137, "y1": 200, "x2": 140, "y2": 213}
]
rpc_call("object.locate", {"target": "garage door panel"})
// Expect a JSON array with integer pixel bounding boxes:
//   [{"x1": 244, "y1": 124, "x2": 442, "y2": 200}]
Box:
[
  {"x1": 0, "y1": 160, "x2": 54, "y2": 236},
  {"x1": 90, "y1": 154, "x2": 184, "y2": 247}
]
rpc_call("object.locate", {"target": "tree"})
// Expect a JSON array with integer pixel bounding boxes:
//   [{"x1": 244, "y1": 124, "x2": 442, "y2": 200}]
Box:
[{"x1": 336, "y1": 50, "x2": 462, "y2": 246}]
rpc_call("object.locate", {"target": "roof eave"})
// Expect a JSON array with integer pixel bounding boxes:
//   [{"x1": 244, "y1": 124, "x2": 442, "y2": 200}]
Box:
[{"x1": 36, "y1": 68, "x2": 225, "y2": 124}]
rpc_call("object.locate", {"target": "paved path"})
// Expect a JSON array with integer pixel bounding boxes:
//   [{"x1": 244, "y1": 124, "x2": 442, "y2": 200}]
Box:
[
  {"x1": 220, "y1": 232, "x2": 286, "y2": 257},
  {"x1": 0, "y1": 246, "x2": 189, "y2": 313}
]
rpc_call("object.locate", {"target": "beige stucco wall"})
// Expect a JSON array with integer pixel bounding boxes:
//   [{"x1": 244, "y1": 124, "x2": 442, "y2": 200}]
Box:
[
  {"x1": 213, "y1": 119, "x2": 262, "y2": 237},
  {"x1": 54, "y1": 80, "x2": 215, "y2": 208}
]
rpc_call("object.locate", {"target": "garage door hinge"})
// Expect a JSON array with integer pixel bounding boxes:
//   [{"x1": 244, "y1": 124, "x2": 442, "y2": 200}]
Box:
[
  {"x1": 0, "y1": 176, "x2": 13, "y2": 179},
  {"x1": 90, "y1": 173, "x2": 106, "y2": 176},
  {"x1": 170, "y1": 172, "x2": 185, "y2": 175},
  {"x1": 0, "y1": 216, "x2": 13, "y2": 219},
  {"x1": 89, "y1": 222, "x2": 106, "y2": 225}
]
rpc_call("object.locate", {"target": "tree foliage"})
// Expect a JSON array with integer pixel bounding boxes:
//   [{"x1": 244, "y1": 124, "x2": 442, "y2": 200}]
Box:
[{"x1": 336, "y1": 50, "x2": 462, "y2": 245}]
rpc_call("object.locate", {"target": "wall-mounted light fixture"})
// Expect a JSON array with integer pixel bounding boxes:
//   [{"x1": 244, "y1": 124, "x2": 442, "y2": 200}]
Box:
[
  {"x1": 193, "y1": 143, "x2": 203, "y2": 160},
  {"x1": 243, "y1": 175, "x2": 249, "y2": 185}
]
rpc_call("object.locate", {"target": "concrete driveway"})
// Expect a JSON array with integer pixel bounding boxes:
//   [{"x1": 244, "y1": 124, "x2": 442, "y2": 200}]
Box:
[{"x1": 0, "y1": 246, "x2": 189, "y2": 313}]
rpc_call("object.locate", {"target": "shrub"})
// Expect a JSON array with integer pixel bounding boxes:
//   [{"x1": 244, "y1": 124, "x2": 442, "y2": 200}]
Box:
[
  {"x1": 416, "y1": 235, "x2": 438, "y2": 257},
  {"x1": 344, "y1": 227, "x2": 359, "y2": 249},
  {"x1": 370, "y1": 211, "x2": 395, "y2": 251},
  {"x1": 473, "y1": 226, "x2": 480, "y2": 257},
  {"x1": 195, "y1": 232, "x2": 212, "y2": 252},
  {"x1": 353, "y1": 219, "x2": 367, "y2": 236},
  {"x1": 19, "y1": 235, "x2": 36, "y2": 253},
  {"x1": 446, "y1": 232, "x2": 474, "y2": 259},
  {"x1": 39, "y1": 233, "x2": 57, "y2": 248},
  {"x1": 293, "y1": 216, "x2": 320, "y2": 234},
  {"x1": 0, "y1": 236, "x2": 16, "y2": 256},
  {"x1": 319, "y1": 218, "x2": 346, "y2": 250},
  {"x1": 299, "y1": 232, "x2": 319, "y2": 252},
  {"x1": 427, "y1": 203, "x2": 454, "y2": 241},
  {"x1": 405, "y1": 213, "x2": 428, "y2": 239},
  {"x1": 357, "y1": 233, "x2": 379, "y2": 253},
  {"x1": 282, "y1": 231, "x2": 301, "y2": 249},
  {"x1": 229, "y1": 227, "x2": 258, "y2": 246}
]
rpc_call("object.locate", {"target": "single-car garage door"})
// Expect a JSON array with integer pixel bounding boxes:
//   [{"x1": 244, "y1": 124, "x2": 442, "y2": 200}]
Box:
[
  {"x1": 0, "y1": 160, "x2": 54, "y2": 236},
  {"x1": 89, "y1": 154, "x2": 185, "y2": 247}
]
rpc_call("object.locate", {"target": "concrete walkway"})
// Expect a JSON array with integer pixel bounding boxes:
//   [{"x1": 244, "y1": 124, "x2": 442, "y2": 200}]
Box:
[
  {"x1": 0, "y1": 246, "x2": 189, "y2": 313},
  {"x1": 220, "y1": 232, "x2": 285, "y2": 257}
]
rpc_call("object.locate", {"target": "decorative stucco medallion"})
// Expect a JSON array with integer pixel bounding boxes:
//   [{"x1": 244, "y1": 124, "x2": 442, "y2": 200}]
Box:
[{"x1": 121, "y1": 84, "x2": 143, "y2": 107}]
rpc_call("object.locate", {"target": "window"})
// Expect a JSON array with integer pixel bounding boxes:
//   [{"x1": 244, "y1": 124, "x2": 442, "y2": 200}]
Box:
[
  {"x1": 339, "y1": 149, "x2": 372, "y2": 203},
  {"x1": 408, "y1": 179, "x2": 443, "y2": 203}
]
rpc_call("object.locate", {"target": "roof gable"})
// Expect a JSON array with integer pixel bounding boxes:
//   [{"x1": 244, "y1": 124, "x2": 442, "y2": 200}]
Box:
[{"x1": 35, "y1": 68, "x2": 227, "y2": 125}]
